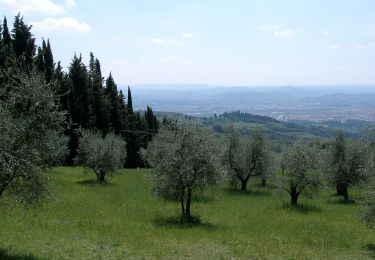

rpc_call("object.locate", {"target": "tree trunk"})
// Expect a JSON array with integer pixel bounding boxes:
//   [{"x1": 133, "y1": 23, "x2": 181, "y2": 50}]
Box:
[
  {"x1": 180, "y1": 188, "x2": 185, "y2": 217},
  {"x1": 261, "y1": 177, "x2": 267, "y2": 186},
  {"x1": 240, "y1": 179, "x2": 247, "y2": 191},
  {"x1": 0, "y1": 178, "x2": 11, "y2": 198},
  {"x1": 290, "y1": 187, "x2": 299, "y2": 206},
  {"x1": 336, "y1": 183, "x2": 345, "y2": 196},
  {"x1": 97, "y1": 170, "x2": 106, "y2": 182},
  {"x1": 185, "y1": 188, "x2": 192, "y2": 217},
  {"x1": 342, "y1": 185, "x2": 349, "y2": 203}
]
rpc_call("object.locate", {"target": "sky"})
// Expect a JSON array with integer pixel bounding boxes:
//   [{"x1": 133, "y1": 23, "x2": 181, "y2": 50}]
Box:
[{"x1": 1, "y1": 0, "x2": 375, "y2": 86}]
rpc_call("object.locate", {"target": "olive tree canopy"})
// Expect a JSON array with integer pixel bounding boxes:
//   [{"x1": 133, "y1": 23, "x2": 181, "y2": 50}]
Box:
[
  {"x1": 76, "y1": 130, "x2": 126, "y2": 183},
  {"x1": 276, "y1": 143, "x2": 321, "y2": 206},
  {"x1": 0, "y1": 71, "x2": 66, "y2": 204},
  {"x1": 143, "y1": 122, "x2": 224, "y2": 221},
  {"x1": 226, "y1": 126, "x2": 271, "y2": 191}
]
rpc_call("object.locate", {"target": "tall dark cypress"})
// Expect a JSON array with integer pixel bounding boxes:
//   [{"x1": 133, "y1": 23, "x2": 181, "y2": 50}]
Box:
[
  {"x1": 127, "y1": 86, "x2": 133, "y2": 115},
  {"x1": 0, "y1": 16, "x2": 13, "y2": 68},
  {"x1": 105, "y1": 73, "x2": 121, "y2": 134},
  {"x1": 68, "y1": 54, "x2": 92, "y2": 128},
  {"x1": 43, "y1": 39, "x2": 54, "y2": 83},
  {"x1": 35, "y1": 45, "x2": 45, "y2": 73},
  {"x1": 92, "y1": 56, "x2": 110, "y2": 134},
  {"x1": 11, "y1": 13, "x2": 35, "y2": 70},
  {"x1": 1, "y1": 17, "x2": 11, "y2": 47}
]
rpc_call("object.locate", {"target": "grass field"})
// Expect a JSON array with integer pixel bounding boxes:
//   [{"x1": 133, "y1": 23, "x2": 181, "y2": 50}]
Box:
[{"x1": 0, "y1": 167, "x2": 374, "y2": 259}]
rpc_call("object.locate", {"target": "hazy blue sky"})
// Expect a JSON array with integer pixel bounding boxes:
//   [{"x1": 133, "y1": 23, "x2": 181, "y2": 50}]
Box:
[{"x1": 1, "y1": 0, "x2": 375, "y2": 86}]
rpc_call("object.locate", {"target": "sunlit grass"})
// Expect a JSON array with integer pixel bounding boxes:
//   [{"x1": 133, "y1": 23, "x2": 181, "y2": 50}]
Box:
[{"x1": 0, "y1": 167, "x2": 374, "y2": 259}]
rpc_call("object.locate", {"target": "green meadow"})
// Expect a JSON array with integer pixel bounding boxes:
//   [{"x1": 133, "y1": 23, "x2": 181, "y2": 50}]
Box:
[{"x1": 0, "y1": 167, "x2": 374, "y2": 259}]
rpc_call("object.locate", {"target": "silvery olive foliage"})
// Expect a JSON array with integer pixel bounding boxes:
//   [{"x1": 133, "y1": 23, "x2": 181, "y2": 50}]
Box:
[
  {"x1": 76, "y1": 130, "x2": 126, "y2": 182},
  {"x1": 325, "y1": 131, "x2": 369, "y2": 202},
  {"x1": 361, "y1": 187, "x2": 375, "y2": 227},
  {"x1": 142, "y1": 122, "x2": 224, "y2": 217},
  {"x1": 226, "y1": 126, "x2": 271, "y2": 190},
  {"x1": 276, "y1": 142, "x2": 321, "y2": 205},
  {"x1": 0, "y1": 71, "x2": 67, "y2": 204}
]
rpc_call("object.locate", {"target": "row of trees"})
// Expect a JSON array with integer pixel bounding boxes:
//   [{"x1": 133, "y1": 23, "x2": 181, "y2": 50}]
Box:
[
  {"x1": 0, "y1": 14, "x2": 159, "y2": 168},
  {"x1": 0, "y1": 14, "x2": 159, "y2": 203},
  {"x1": 142, "y1": 122, "x2": 371, "y2": 222}
]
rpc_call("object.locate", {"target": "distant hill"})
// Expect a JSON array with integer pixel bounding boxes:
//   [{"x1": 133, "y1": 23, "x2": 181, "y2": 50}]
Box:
[
  {"x1": 155, "y1": 111, "x2": 372, "y2": 144},
  {"x1": 128, "y1": 85, "x2": 375, "y2": 121}
]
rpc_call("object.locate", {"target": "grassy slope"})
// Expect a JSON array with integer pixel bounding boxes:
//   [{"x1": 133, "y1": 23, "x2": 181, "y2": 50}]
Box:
[{"x1": 0, "y1": 167, "x2": 374, "y2": 259}]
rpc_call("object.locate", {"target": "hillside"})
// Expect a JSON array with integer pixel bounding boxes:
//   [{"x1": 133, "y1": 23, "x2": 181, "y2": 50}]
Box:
[
  {"x1": 156, "y1": 111, "x2": 367, "y2": 142},
  {"x1": 0, "y1": 167, "x2": 373, "y2": 259}
]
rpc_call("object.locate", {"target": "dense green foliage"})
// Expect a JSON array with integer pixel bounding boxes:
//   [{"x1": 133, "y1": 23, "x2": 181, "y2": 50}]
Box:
[
  {"x1": 0, "y1": 14, "x2": 159, "y2": 168},
  {"x1": 0, "y1": 71, "x2": 66, "y2": 203},
  {"x1": 0, "y1": 168, "x2": 374, "y2": 259}
]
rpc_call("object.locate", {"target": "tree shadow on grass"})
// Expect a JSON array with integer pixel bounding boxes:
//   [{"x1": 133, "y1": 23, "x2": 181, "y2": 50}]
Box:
[
  {"x1": 152, "y1": 215, "x2": 218, "y2": 231},
  {"x1": 364, "y1": 243, "x2": 375, "y2": 257},
  {"x1": 76, "y1": 179, "x2": 114, "y2": 187},
  {"x1": 280, "y1": 202, "x2": 322, "y2": 214},
  {"x1": 224, "y1": 187, "x2": 271, "y2": 197},
  {"x1": 326, "y1": 198, "x2": 357, "y2": 205},
  {"x1": 0, "y1": 249, "x2": 39, "y2": 260},
  {"x1": 192, "y1": 194, "x2": 215, "y2": 203}
]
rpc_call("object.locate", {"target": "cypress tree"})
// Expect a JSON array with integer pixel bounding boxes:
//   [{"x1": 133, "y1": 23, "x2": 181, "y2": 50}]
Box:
[
  {"x1": 68, "y1": 54, "x2": 93, "y2": 128},
  {"x1": 127, "y1": 86, "x2": 133, "y2": 115},
  {"x1": 92, "y1": 57, "x2": 110, "y2": 134},
  {"x1": 0, "y1": 16, "x2": 13, "y2": 68},
  {"x1": 44, "y1": 39, "x2": 54, "y2": 83},
  {"x1": 11, "y1": 13, "x2": 36, "y2": 70},
  {"x1": 35, "y1": 45, "x2": 45, "y2": 72},
  {"x1": 105, "y1": 73, "x2": 122, "y2": 134},
  {"x1": 1, "y1": 17, "x2": 11, "y2": 47}
]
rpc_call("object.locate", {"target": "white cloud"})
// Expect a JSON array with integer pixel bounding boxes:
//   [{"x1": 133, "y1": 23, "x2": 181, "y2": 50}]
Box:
[
  {"x1": 321, "y1": 30, "x2": 330, "y2": 36},
  {"x1": 161, "y1": 56, "x2": 195, "y2": 64},
  {"x1": 328, "y1": 44, "x2": 340, "y2": 50},
  {"x1": 32, "y1": 17, "x2": 92, "y2": 32},
  {"x1": 273, "y1": 29, "x2": 297, "y2": 37},
  {"x1": 64, "y1": 0, "x2": 75, "y2": 7},
  {"x1": 151, "y1": 38, "x2": 182, "y2": 46},
  {"x1": 258, "y1": 25, "x2": 297, "y2": 37},
  {"x1": 182, "y1": 33, "x2": 194, "y2": 38},
  {"x1": 355, "y1": 44, "x2": 367, "y2": 49},
  {"x1": 257, "y1": 25, "x2": 280, "y2": 31},
  {"x1": 0, "y1": 0, "x2": 64, "y2": 15},
  {"x1": 105, "y1": 36, "x2": 122, "y2": 43}
]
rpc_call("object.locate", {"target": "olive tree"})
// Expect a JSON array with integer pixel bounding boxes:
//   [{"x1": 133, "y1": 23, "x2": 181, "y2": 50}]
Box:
[
  {"x1": 0, "y1": 71, "x2": 66, "y2": 204},
  {"x1": 76, "y1": 130, "x2": 126, "y2": 182},
  {"x1": 226, "y1": 126, "x2": 271, "y2": 191},
  {"x1": 326, "y1": 131, "x2": 368, "y2": 202},
  {"x1": 276, "y1": 143, "x2": 321, "y2": 206},
  {"x1": 142, "y1": 122, "x2": 223, "y2": 221},
  {"x1": 361, "y1": 187, "x2": 375, "y2": 227}
]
